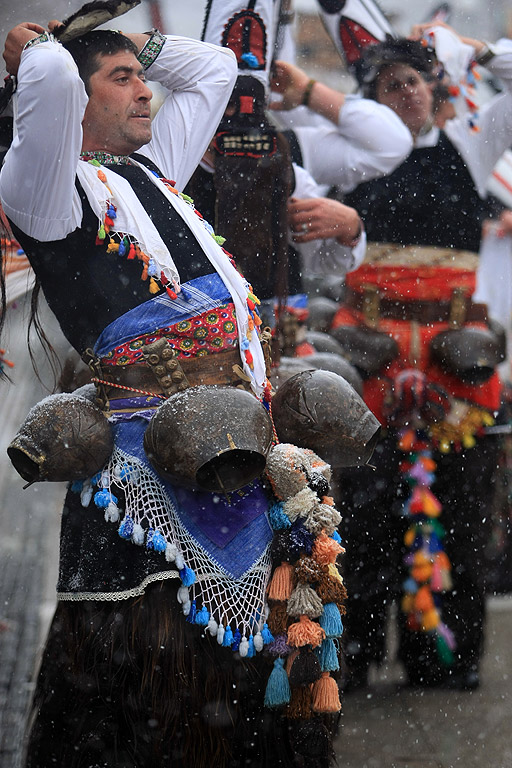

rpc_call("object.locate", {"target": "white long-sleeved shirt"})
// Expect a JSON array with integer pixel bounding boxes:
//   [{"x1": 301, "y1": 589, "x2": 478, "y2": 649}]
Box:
[
  {"x1": 417, "y1": 40, "x2": 512, "y2": 199},
  {"x1": 274, "y1": 95, "x2": 414, "y2": 193},
  {"x1": 0, "y1": 35, "x2": 237, "y2": 243}
]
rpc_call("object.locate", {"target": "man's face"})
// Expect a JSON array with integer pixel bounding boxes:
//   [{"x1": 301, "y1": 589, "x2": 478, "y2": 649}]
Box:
[
  {"x1": 81, "y1": 50, "x2": 153, "y2": 155},
  {"x1": 375, "y1": 63, "x2": 434, "y2": 137}
]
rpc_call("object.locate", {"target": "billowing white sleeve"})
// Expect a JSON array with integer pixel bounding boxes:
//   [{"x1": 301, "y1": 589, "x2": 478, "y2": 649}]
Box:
[
  {"x1": 139, "y1": 36, "x2": 237, "y2": 190},
  {"x1": 291, "y1": 164, "x2": 366, "y2": 279},
  {"x1": 0, "y1": 41, "x2": 87, "y2": 241},
  {"x1": 293, "y1": 96, "x2": 413, "y2": 192},
  {"x1": 444, "y1": 40, "x2": 512, "y2": 197}
]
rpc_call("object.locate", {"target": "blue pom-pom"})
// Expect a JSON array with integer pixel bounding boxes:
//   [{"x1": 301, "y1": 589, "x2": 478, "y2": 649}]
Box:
[
  {"x1": 232, "y1": 628, "x2": 241, "y2": 652},
  {"x1": 268, "y1": 501, "x2": 291, "y2": 531},
  {"x1": 107, "y1": 205, "x2": 116, "y2": 218},
  {"x1": 94, "y1": 489, "x2": 117, "y2": 509},
  {"x1": 91, "y1": 472, "x2": 103, "y2": 486},
  {"x1": 118, "y1": 515, "x2": 134, "y2": 540},
  {"x1": 241, "y1": 336, "x2": 250, "y2": 351},
  {"x1": 186, "y1": 599, "x2": 197, "y2": 624},
  {"x1": 151, "y1": 530, "x2": 167, "y2": 552},
  {"x1": 316, "y1": 638, "x2": 340, "y2": 672},
  {"x1": 247, "y1": 635, "x2": 255, "y2": 658},
  {"x1": 403, "y1": 577, "x2": 418, "y2": 594},
  {"x1": 223, "y1": 626, "x2": 234, "y2": 647},
  {"x1": 264, "y1": 658, "x2": 290, "y2": 708},
  {"x1": 331, "y1": 530, "x2": 342, "y2": 544},
  {"x1": 195, "y1": 606, "x2": 210, "y2": 626},
  {"x1": 241, "y1": 52, "x2": 259, "y2": 69},
  {"x1": 289, "y1": 521, "x2": 314, "y2": 557},
  {"x1": 179, "y1": 566, "x2": 196, "y2": 586},
  {"x1": 261, "y1": 622, "x2": 274, "y2": 645},
  {"x1": 118, "y1": 240, "x2": 126, "y2": 256},
  {"x1": 319, "y1": 602, "x2": 343, "y2": 639},
  {"x1": 70, "y1": 480, "x2": 83, "y2": 493},
  {"x1": 17, "y1": 248, "x2": 25, "y2": 255}
]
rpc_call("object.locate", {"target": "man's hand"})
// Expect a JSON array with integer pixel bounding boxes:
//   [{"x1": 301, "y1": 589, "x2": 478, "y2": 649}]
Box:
[
  {"x1": 270, "y1": 60, "x2": 310, "y2": 111},
  {"x1": 288, "y1": 197, "x2": 362, "y2": 246},
  {"x1": 3, "y1": 23, "x2": 47, "y2": 75},
  {"x1": 409, "y1": 21, "x2": 485, "y2": 56}
]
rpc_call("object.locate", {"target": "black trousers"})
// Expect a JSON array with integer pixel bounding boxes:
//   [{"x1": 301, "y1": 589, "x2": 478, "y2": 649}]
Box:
[{"x1": 338, "y1": 433, "x2": 499, "y2": 683}]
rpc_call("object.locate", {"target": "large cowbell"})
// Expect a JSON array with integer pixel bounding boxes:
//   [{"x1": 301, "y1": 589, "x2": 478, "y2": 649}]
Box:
[
  {"x1": 143, "y1": 385, "x2": 273, "y2": 493},
  {"x1": 7, "y1": 389, "x2": 113, "y2": 483},
  {"x1": 271, "y1": 369, "x2": 381, "y2": 468}
]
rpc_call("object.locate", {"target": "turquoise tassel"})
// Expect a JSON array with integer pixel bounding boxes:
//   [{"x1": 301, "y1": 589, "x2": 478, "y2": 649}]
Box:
[
  {"x1": 331, "y1": 530, "x2": 342, "y2": 544},
  {"x1": 179, "y1": 567, "x2": 196, "y2": 586},
  {"x1": 151, "y1": 531, "x2": 167, "y2": 552},
  {"x1": 261, "y1": 622, "x2": 274, "y2": 645},
  {"x1": 268, "y1": 501, "x2": 291, "y2": 530},
  {"x1": 222, "y1": 626, "x2": 234, "y2": 648},
  {"x1": 195, "y1": 607, "x2": 210, "y2": 626},
  {"x1": 118, "y1": 515, "x2": 134, "y2": 540},
  {"x1": 319, "y1": 602, "x2": 344, "y2": 638},
  {"x1": 94, "y1": 489, "x2": 117, "y2": 508},
  {"x1": 247, "y1": 635, "x2": 255, "y2": 658},
  {"x1": 316, "y1": 638, "x2": 340, "y2": 672},
  {"x1": 264, "y1": 658, "x2": 291, "y2": 708}
]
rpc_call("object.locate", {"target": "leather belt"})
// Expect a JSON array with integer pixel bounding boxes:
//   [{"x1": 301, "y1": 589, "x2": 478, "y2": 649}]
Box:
[
  {"x1": 94, "y1": 344, "x2": 248, "y2": 403},
  {"x1": 345, "y1": 286, "x2": 488, "y2": 327}
]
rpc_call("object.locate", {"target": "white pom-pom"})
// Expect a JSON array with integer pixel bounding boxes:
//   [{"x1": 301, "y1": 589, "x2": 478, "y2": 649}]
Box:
[
  {"x1": 182, "y1": 600, "x2": 191, "y2": 616},
  {"x1": 283, "y1": 487, "x2": 318, "y2": 522},
  {"x1": 217, "y1": 625, "x2": 225, "y2": 645},
  {"x1": 104, "y1": 502, "x2": 120, "y2": 523},
  {"x1": 132, "y1": 523, "x2": 145, "y2": 545},
  {"x1": 99, "y1": 469, "x2": 110, "y2": 487},
  {"x1": 165, "y1": 543, "x2": 178, "y2": 563},
  {"x1": 175, "y1": 553, "x2": 185, "y2": 570},
  {"x1": 207, "y1": 618, "x2": 218, "y2": 636},
  {"x1": 253, "y1": 631, "x2": 264, "y2": 652},
  {"x1": 80, "y1": 481, "x2": 93, "y2": 508},
  {"x1": 238, "y1": 637, "x2": 249, "y2": 657},
  {"x1": 177, "y1": 585, "x2": 189, "y2": 604}
]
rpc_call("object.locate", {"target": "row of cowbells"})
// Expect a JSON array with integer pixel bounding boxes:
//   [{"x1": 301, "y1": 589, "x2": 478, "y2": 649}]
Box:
[{"x1": 7, "y1": 369, "x2": 381, "y2": 494}]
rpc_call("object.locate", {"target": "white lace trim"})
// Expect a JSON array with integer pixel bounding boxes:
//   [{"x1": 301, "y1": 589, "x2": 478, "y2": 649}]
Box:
[
  {"x1": 82, "y1": 446, "x2": 272, "y2": 638},
  {"x1": 57, "y1": 569, "x2": 180, "y2": 602}
]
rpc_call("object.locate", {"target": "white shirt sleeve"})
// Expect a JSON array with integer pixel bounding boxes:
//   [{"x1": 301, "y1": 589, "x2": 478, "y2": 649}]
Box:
[
  {"x1": 138, "y1": 36, "x2": 237, "y2": 190},
  {"x1": 0, "y1": 41, "x2": 87, "y2": 242},
  {"x1": 444, "y1": 41, "x2": 512, "y2": 197},
  {"x1": 291, "y1": 163, "x2": 366, "y2": 279},
  {"x1": 292, "y1": 97, "x2": 413, "y2": 192}
]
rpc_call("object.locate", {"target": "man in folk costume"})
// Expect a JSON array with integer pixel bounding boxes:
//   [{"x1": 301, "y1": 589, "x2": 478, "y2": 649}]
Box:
[
  {"x1": 321, "y1": 16, "x2": 512, "y2": 690},
  {"x1": 0, "y1": 4, "x2": 373, "y2": 766}
]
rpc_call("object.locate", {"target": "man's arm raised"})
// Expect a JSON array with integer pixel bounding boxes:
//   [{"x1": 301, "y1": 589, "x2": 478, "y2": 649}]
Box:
[{"x1": 0, "y1": 24, "x2": 88, "y2": 242}]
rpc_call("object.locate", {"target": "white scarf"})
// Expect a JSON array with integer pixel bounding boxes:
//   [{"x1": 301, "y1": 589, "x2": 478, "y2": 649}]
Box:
[{"x1": 76, "y1": 159, "x2": 266, "y2": 396}]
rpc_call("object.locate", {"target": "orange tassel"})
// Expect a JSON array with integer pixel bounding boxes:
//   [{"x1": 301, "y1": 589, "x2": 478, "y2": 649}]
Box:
[
  {"x1": 287, "y1": 615, "x2": 325, "y2": 649},
  {"x1": 312, "y1": 672, "x2": 341, "y2": 713},
  {"x1": 312, "y1": 532, "x2": 343, "y2": 565},
  {"x1": 414, "y1": 584, "x2": 434, "y2": 613},
  {"x1": 267, "y1": 562, "x2": 295, "y2": 601}
]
